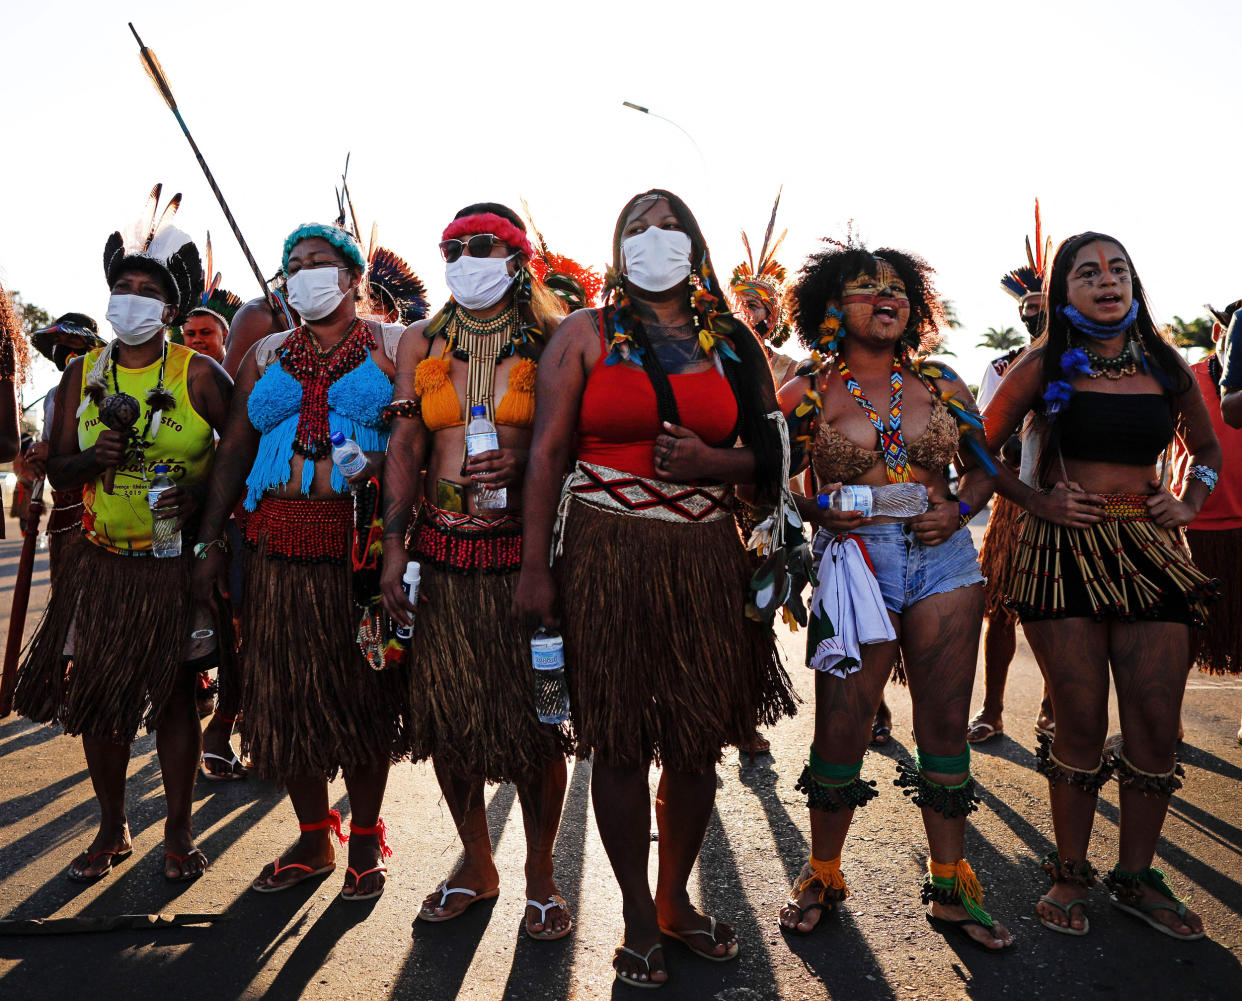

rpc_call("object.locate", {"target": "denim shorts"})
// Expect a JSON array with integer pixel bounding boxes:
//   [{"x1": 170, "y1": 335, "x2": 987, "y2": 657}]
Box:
[{"x1": 816, "y1": 523, "x2": 985, "y2": 614}]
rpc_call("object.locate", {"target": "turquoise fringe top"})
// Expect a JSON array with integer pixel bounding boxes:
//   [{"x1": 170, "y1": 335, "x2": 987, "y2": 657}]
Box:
[{"x1": 244, "y1": 352, "x2": 392, "y2": 510}]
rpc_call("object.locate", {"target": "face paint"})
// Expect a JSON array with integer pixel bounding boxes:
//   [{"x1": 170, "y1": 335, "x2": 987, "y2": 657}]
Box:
[
  {"x1": 1065, "y1": 240, "x2": 1132, "y2": 324},
  {"x1": 839, "y1": 260, "x2": 911, "y2": 339}
]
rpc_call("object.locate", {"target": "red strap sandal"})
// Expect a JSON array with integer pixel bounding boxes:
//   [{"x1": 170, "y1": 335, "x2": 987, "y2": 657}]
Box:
[{"x1": 341, "y1": 817, "x2": 392, "y2": 902}]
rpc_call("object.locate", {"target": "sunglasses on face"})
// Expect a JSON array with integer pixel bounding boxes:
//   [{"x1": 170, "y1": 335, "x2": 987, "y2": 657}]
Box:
[{"x1": 439, "y1": 233, "x2": 506, "y2": 263}]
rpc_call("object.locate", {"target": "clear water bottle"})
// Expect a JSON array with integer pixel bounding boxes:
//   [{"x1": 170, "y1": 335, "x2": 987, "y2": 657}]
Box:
[
  {"x1": 531, "y1": 628, "x2": 569, "y2": 725},
  {"x1": 394, "y1": 561, "x2": 420, "y2": 643},
  {"x1": 816, "y1": 482, "x2": 928, "y2": 519},
  {"x1": 465, "y1": 404, "x2": 507, "y2": 510},
  {"x1": 330, "y1": 431, "x2": 368, "y2": 478},
  {"x1": 148, "y1": 464, "x2": 182, "y2": 558}
]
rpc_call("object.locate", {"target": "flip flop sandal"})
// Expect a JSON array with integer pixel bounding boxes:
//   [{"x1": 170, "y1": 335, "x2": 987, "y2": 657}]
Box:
[
  {"x1": 658, "y1": 915, "x2": 740, "y2": 962},
  {"x1": 163, "y1": 848, "x2": 209, "y2": 883},
  {"x1": 966, "y1": 720, "x2": 1002, "y2": 744},
  {"x1": 613, "y1": 943, "x2": 665, "y2": 990},
  {"x1": 1108, "y1": 893, "x2": 1206, "y2": 941},
  {"x1": 340, "y1": 864, "x2": 387, "y2": 902},
  {"x1": 871, "y1": 721, "x2": 892, "y2": 746},
  {"x1": 200, "y1": 752, "x2": 248, "y2": 781},
  {"x1": 780, "y1": 898, "x2": 833, "y2": 936},
  {"x1": 925, "y1": 913, "x2": 1011, "y2": 951},
  {"x1": 66, "y1": 847, "x2": 133, "y2": 883},
  {"x1": 525, "y1": 894, "x2": 573, "y2": 940},
  {"x1": 416, "y1": 881, "x2": 500, "y2": 923},
  {"x1": 1033, "y1": 721, "x2": 1055, "y2": 739},
  {"x1": 250, "y1": 857, "x2": 336, "y2": 894},
  {"x1": 1038, "y1": 894, "x2": 1090, "y2": 935}
]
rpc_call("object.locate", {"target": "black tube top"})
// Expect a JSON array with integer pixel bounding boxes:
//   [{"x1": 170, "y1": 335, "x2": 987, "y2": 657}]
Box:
[{"x1": 1059, "y1": 392, "x2": 1173, "y2": 465}]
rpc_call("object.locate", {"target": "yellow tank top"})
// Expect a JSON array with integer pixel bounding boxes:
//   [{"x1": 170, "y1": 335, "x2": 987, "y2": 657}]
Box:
[{"x1": 77, "y1": 342, "x2": 214, "y2": 553}]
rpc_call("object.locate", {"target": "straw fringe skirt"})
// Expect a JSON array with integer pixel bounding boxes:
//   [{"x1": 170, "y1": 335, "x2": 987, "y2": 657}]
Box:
[
  {"x1": 978, "y1": 496, "x2": 1023, "y2": 622},
  {"x1": 240, "y1": 540, "x2": 406, "y2": 781},
  {"x1": 1186, "y1": 527, "x2": 1242, "y2": 674},
  {"x1": 405, "y1": 559, "x2": 570, "y2": 784},
  {"x1": 557, "y1": 498, "x2": 797, "y2": 773},
  {"x1": 13, "y1": 540, "x2": 191, "y2": 741}
]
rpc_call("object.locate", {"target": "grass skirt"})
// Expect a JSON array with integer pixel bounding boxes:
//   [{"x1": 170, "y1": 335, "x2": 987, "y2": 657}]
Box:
[
  {"x1": 406, "y1": 513, "x2": 570, "y2": 783},
  {"x1": 1186, "y1": 527, "x2": 1242, "y2": 674},
  {"x1": 13, "y1": 540, "x2": 191, "y2": 741},
  {"x1": 978, "y1": 496, "x2": 1023, "y2": 622},
  {"x1": 556, "y1": 497, "x2": 797, "y2": 773},
  {"x1": 240, "y1": 539, "x2": 406, "y2": 781},
  {"x1": 1008, "y1": 497, "x2": 1217, "y2": 626}
]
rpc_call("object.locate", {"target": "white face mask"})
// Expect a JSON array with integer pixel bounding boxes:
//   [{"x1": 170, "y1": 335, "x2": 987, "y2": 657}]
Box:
[
  {"x1": 621, "y1": 227, "x2": 693, "y2": 293},
  {"x1": 106, "y1": 293, "x2": 168, "y2": 345},
  {"x1": 446, "y1": 255, "x2": 516, "y2": 311},
  {"x1": 286, "y1": 266, "x2": 348, "y2": 321}
]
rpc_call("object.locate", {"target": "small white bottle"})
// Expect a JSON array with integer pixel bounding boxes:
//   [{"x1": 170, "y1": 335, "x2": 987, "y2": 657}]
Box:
[
  {"x1": 148, "y1": 463, "x2": 182, "y2": 558},
  {"x1": 330, "y1": 431, "x2": 368, "y2": 478},
  {"x1": 394, "y1": 561, "x2": 420, "y2": 643},
  {"x1": 816, "y1": 483, "x2": 928, "y2": 519},
  {"x1": 465, "y1": 404, "x2": 507, "y2": 510},
  {"x1": 531, "y1": 628, "x2": 570, "y2": 725}
]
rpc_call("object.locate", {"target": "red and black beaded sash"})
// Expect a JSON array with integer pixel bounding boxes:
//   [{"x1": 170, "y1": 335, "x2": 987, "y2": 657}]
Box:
[
  {"x1": 567, "y1": 462, "x2": 731, "y2": 522},
  {"x1": 280, "y1": 319, "x2": 375, "y2": 460},
  {"x1": 244, "y1": 496, "x2": 354, "y2": 562},
  {"x1": 412, "y1": 503, "x2": 523, "y2": 574}
]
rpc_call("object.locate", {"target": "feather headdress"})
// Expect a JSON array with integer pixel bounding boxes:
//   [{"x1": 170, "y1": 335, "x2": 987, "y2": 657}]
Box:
[
  {"x1": 1000, "y1": 199, "x2": 1053, "y2": 301},
  {"x1": 730, "y1": 188, "x2": 791, "y2": 346},
  {"x1": 522, "y1": 199, "x2": 604, "y2": 310},
  {"x1": 102, "y1": 183, "x2": 203, "y2": 326},
  {"x1": 188, "y1": 234, "x2": 242, "y2": 329},
  {"x1": 366, "y1": 246, "x2": 429, "y2": 326}
]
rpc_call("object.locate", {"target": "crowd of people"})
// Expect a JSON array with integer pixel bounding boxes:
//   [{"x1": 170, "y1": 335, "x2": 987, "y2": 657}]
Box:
[{"x1": 0, "y1": 184, "x2": 1237, "y2": 988}]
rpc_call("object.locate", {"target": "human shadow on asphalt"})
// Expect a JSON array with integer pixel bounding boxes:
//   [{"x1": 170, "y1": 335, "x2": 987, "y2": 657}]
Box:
[
  {"x1": 0, "y1": 719, "x2": 61, "y2": 754},
  {"x1": 735, "y1": 756, "x2": 901, "y2": 1001},
  {"x1": 1179, "y1": 740, "x2": 1242, "y2": 783},
  {"x1": 496, "y1": 756, "x2": 590, "y2": 1001}
]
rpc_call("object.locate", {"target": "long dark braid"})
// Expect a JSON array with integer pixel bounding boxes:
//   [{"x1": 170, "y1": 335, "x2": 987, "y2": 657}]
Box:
[{"x1": 606, "y1": 189, "x2": 783, "y2": 500}]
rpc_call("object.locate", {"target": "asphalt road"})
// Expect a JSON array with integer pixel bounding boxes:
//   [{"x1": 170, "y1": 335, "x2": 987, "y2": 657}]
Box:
[{"x1": 1, "y1": 512, "x2": 1240, "y2": 1001}]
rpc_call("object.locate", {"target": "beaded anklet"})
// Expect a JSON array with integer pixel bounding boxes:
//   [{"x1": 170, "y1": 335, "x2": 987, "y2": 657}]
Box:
[
  {"x1": 922, "y1": 859, "x2": 996, "y2": 930},
  {"x1": 1034, "y1": 732, "x2": 1114, "y2": 792},
  {"x1": 795, "y1": 747, "x2": 879, "y2": 812},
  {"x1": 1041, "y1": 851, "x2": 1097, "y2": 888},
  {"x1": 1109, "y1": 743, "x2": 1185, "y2": 796},
  {"x1": 894, "y1": 747, "x2": 980, "y2": 818}
]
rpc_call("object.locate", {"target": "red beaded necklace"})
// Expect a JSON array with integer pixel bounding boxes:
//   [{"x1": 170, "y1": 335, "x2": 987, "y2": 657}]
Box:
[{"x1": 280, "y1": 318, "x2": 375, "y2": 459}]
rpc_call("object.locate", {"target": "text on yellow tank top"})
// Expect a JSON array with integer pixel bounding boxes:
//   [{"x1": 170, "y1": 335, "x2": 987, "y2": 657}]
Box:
[{"x1": 77, "y1": 342, "x2": 214, "y2": 553}]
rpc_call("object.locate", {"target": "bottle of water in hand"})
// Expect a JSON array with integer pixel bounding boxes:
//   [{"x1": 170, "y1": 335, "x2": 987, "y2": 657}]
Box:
[
  {"x1": 531, "y1": 629, "x2": 570, "y2": 725},
  {"x1": 330, "y1": 431, "x2": 368, "y2": 478},
  {"x1": 148, "y1": 464, "x2": 182, "y2": 558},
  {"x1": 466, "y1": 404, "x2": 507, "y2": 510},
  {"x1": 816, "y1": 483, "x2": 928, "y2": 519}
]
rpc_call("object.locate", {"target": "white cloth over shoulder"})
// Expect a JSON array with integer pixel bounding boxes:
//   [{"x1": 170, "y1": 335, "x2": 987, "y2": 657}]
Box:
[{"x1": 808, "y1": 533, "x2": 895, "y2": 677}]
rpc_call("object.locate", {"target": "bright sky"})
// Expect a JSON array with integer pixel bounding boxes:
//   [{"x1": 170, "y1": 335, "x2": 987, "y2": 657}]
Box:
[{"x1": 4, "y1": 0, "x2": 1240, "y2": 412}]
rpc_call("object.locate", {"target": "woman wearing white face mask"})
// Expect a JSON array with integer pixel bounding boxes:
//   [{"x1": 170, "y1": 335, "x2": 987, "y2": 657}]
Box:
[
  {"x1": 13, "y1": 188, "x2": 233, "y2": 884},
  {"x1": 192, "y1": 222, "x2": 406, "y2": 902},
  {"x1": 515, "y1": 190, "x2": 795, "y2": 988},
  {"x1": 379, "y1": 202, "x2": 575, "y2": 937}
]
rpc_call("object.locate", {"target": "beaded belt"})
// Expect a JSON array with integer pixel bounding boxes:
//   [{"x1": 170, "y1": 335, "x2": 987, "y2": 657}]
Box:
[
  {"x1": 412, "y1": 502, "x2": 523, "y2": 574},
  {"x1": 552, "y1": 461, "x2": 732, "y2": 558},
  {"x1": 47, "y1": 489, "x2": 85, "y2": 534},
  {"x1": 1097, "y1": 493, "x2": 1150, "y2": 521},
  {"x1": 243, "y1": 495, "x2": 353, "y2": 562}
]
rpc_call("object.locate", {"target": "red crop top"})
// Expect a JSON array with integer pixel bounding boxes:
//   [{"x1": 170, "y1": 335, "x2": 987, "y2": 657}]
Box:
[{"x1": 576, "y1": 311, "x2": 740, "y2": 479}]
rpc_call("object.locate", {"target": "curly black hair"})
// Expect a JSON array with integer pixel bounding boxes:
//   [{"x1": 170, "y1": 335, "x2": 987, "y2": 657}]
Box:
[{"x1": 791, "y1": 242, "x2": 941, "y2": 357}]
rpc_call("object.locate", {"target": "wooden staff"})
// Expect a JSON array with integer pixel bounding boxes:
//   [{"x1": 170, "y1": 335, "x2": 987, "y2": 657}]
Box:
[{"x1": 0, "y1": 478, "x2": 45, "y2": 717}]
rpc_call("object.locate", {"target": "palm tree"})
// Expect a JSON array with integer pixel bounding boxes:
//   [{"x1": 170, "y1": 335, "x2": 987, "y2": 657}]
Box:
[
  {"x1": 976, "y1": 326, "x2": 1024, "y2": 351},
  {"x1": 1166, "y1": 314, "x2": 1214, "y2": 354},
  {"x1": 939, "y1": 298, "x2": 963, "y2": 331}
]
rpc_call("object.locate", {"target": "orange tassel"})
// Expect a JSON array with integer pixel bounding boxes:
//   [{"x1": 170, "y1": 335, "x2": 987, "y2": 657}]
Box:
[
  {"x1": 495, "y1": 358, "x2": 537, "y2": 427},
  {"x1": 414, "y1": 357, "x2": 462, "y2": 430},
  {"x1": 798, "y1": 854, "x2": 849, "y2": 900}
]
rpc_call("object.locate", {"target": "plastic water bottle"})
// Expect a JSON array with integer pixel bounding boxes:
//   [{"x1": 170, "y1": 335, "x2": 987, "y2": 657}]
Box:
[
  {"x1": 394, "y1": 561, "x2": 420, "y2": 643},
  {"x1": 816, "y1": 483, "x2": 929, "y2": 519},
  {"x1": 330, "y1": 431, "x2": 368, "y2": 478},
  {"x1": 148, "y1": 464, "x2": 182, "y2": 558},
  {"x1": 465, "y1": 404, "x2": 506, "y2": 510},
  {"x1": 531, "y1": 628, "x2": 569, "y2": 725}
]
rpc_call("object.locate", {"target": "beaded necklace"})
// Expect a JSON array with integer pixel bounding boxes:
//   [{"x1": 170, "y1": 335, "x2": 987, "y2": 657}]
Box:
[
  {"x1": 109, "y1": 337, "x2": 171, "y2": 450},
  {"x1": 280, "y1": 317, "x2": 374, "y2": 459},
  {"x1": 1076, "y1": 333, "x2": 1145, "y2": 380},
  {"x1": 836, "y1": 355, "x2": 912, "y2": 483},
  {"x1": 448, "y1": 303, "x2": 518, "y2": 419}
]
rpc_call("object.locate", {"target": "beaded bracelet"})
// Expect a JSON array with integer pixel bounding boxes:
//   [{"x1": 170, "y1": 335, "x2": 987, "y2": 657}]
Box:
[
  {"x1": 1189, "y1": 465, "x2": 1219, "y2": 493},
  {"x1": 382, "y1": 398, "x2": 420, "y2": 423}
]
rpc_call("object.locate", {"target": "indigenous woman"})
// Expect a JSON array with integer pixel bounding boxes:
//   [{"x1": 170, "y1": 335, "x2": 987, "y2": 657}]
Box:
[
  {"x1": 14, "y1": 191, "x2": 231, "y2": 882},
  {"x1": 777, "y1": 241, "x2": 1014, "y2": 951},
  {"x1": 193, "y1": 223, "x2": 404, "y2": 901},
  {"x1": 984, "y1": 232, "x2": 1219, "y2": 940},
  {"x1": 517, "y1": 190, "x2": 796, "y2": 988},
  {"x1": 381, "y1": 202, "x2": 575, "y2": 939}
]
